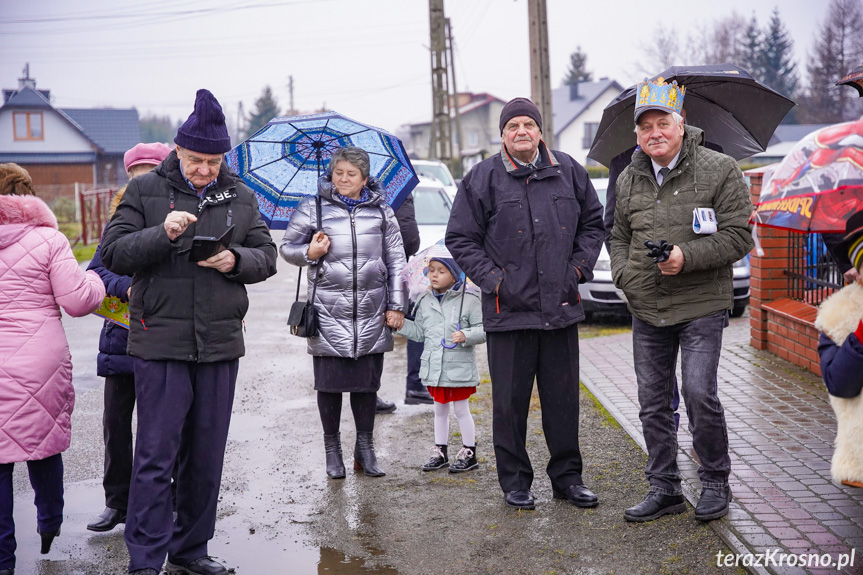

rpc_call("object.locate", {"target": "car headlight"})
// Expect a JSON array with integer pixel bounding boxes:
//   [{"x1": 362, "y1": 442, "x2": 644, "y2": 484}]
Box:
[{"x1": 593, "y1": 260, "x2": 611, "y2": 271}]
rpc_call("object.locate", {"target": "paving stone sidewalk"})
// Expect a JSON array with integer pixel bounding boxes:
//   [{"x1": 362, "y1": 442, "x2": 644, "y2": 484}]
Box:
[{"x1": 580, "y1": 317, "x2": 863, "y2": 575}]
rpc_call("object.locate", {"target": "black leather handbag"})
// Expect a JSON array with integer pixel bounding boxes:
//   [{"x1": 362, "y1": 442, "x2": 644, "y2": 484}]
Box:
[{"x1": 288, "y1": 196, "x2": 322, "y2": 338}]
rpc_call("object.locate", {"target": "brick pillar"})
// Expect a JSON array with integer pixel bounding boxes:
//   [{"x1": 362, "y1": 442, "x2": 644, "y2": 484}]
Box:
[{"x1": 746, "y1": 168, "x2": 791, "y2": 350}]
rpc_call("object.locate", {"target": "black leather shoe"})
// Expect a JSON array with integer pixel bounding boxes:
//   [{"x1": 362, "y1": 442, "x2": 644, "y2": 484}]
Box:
[
  {"x1": 694, "y1": 486, "x2": 731, "y2": 521},
  {"x1": 552, "y1": 484, "x2": 598, "y2": 508},
  {"x1": 504, "y1": 490, "x2": 535, "y2": 510},
  {"x1": 405, "y1": 389, "x2": 434, "y2": 405},
  {"x1": 375, "y1": 395, "x2": 397, "y2": 414},
  {"x1": 0, "y1": 568, "x2": 14, "y2": 575},
  {"x1": 165, "y1": 555, "x2": 228, "y2": 575},
  {"x1": 624, "y1": 492, "x2": 687, "y2": 522},
  {"x1": 130, "y1": 570, "x2": 160, "y2": 575},
  {"x1": 86, "y1": 507, "x2": 126, "y2": 532},
  {"x1": 37, "y1": 527, "x2": 59, "y2": 554}
]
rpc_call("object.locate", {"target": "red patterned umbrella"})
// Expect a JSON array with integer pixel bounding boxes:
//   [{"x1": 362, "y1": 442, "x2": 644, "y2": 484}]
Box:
[{"x1": 752, "y1": 119, "x2": 863, "y2": 233}]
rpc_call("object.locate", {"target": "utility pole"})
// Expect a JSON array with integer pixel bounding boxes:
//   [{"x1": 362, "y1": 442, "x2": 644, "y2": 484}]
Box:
[
  {"x1": 287, "y1": 75, "x2": 295, "y2": 116},
  {"x1": 428, "y1": 0, "x2": 452, "y2": 163},
  {"x1": 528, "y1": 0, "x2": 554, "y2": 149},
  {"x1": 446, "y1": 17, "x2": 463, "y2": 178},
  {"x1": 237, "y1": 101, "x2": 244, "y2": 141}
]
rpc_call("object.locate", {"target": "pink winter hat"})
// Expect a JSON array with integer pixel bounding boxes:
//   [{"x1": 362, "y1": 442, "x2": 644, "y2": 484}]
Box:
[{"x1": 124, "y1": 142, "x2": 171, "y2": 172}]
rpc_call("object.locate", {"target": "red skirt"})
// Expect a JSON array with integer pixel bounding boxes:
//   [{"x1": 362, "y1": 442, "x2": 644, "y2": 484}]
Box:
[{"x1": 427, "y1": 386, "x2": 476, "y2": 403}]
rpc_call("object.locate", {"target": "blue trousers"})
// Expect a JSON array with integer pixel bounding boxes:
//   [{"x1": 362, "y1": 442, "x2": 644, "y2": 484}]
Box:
[
  {"x1": 0, "y1": 454, "x2": 64, "y2": 570},
  {"x1": 405, "y1": 339, "x2": 424, "y2": 393},
  {"x1": 632, "y1": 311, "x2": 731, "y2": 495},
  {"x1": 125, "y1": 359, "x2": 237, "y2": 572}
]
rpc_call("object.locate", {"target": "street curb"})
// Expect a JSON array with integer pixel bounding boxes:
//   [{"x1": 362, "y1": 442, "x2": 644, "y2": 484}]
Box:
[{"x1": 580, "y1": 371, "x2": 770, "y2": 575}]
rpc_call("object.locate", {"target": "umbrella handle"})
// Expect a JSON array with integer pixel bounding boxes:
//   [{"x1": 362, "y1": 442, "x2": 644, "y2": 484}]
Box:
[{"x1": 440, "y1": 321, "x2": 462, "y2": 349}]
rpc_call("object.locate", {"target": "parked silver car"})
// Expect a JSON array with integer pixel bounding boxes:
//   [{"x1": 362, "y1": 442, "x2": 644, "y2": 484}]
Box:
[
  {"x1": 411, "y1": 176, "x2": 453, "y2": 252},
  {"x1": 579, "y1": 178, "x2": 750, "y2": 320}
]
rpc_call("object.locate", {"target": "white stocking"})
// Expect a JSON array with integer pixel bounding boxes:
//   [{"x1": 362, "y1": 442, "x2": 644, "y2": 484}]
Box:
[
  {"x1": 434, "y1": 401, "x2": 450, "y2": 445},
  {"x1": 452, "y1": 399, "x2": 475, "y2": 447}
]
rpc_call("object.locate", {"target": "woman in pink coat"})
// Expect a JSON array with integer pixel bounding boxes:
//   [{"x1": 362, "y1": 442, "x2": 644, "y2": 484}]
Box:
[{"x1": 0, "y1": 163, "x2": 105, "y2": 575}]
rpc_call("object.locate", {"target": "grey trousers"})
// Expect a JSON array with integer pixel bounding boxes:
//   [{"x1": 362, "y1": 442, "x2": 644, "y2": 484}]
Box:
[{"x1": 632, "y1": 311, "x2": 730, "y2": 494}]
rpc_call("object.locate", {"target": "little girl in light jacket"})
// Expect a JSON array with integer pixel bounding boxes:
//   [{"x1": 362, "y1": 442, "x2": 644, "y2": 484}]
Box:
[{"x1": 398, "y1": 257, "x2": 485, "y2": 472}]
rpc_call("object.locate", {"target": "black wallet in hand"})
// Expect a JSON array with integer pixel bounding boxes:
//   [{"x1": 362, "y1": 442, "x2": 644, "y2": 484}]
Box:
[{"x1": 189, "y1": 225, "x2": 235, "y2": 262}]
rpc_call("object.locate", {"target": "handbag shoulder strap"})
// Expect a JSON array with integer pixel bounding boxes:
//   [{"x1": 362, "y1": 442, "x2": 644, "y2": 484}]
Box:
[
  {"x1": 294, "y1": 195, "x2": 324, "y2": 303},
  {"x1": 376, "y1": 203, "x2": 388, "y2": 263}
]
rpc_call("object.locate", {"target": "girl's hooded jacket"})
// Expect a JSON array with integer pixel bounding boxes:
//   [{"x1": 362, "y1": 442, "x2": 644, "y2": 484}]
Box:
[
  {"x1": 0, "y1": 194, "x2": 105, "y2": 463},
  {"x1": 398, "y1": 258, "x2": 485, "y2": 387}
]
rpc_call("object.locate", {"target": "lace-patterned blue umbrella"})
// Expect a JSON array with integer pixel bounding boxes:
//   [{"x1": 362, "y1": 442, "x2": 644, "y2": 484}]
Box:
[{"x1": 226, "y1": 111, "x2": 419, "y2": 229}]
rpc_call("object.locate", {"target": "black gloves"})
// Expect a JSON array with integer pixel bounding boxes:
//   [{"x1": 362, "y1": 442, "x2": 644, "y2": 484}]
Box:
[{"x1": 644, "y1": 240, "x2": 673, "y2": 263}]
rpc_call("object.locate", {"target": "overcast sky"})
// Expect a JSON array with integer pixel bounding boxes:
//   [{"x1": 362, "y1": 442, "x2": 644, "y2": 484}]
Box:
[{"x1": 0, "y1": 0, "x2": 828, "y2": 138}]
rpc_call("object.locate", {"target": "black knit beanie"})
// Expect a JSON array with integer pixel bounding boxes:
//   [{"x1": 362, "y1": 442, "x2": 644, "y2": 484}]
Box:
[
  {"x1": 499, "y1": 98, "x2": 542, "y2": 134},
  {"x1": 174, "y1": 89, "x2": 231, "y2": 154}
]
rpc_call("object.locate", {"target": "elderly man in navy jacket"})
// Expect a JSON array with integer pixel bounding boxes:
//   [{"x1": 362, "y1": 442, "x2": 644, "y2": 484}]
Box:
[
  {"x1": 446, "y1": 98, "x2": 605, "y2": 510},
  {"x1": 102, "y1": 90, "x2": 277, "y2": 575}
]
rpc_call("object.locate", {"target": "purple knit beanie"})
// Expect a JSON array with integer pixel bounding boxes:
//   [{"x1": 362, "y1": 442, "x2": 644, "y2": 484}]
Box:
[
  {"x1": 174, "y1": 89, "x2": 231, "y2": 154},
  {"x1": 499, "y1": 97, "x2": 543, "y2": 134}
]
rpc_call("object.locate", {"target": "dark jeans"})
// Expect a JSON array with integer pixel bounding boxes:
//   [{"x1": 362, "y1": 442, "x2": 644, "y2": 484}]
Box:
[
  {"x1": 486, "y1": 324, "x2": 583, "y2": 493},
  {"x1": 125, "y1": 359, "x2": 237, "y2": 572},
  {"x1": 404, "y1": 305, "x2": 424, "y2": 393},
  {"x1": 103, "y1": 373, "x2": 136, "y2": 511},
  {"x1": 632, "y1": 311, "x2": 730, "y2": 495},
  {"x1": 0, "y1": 454, "x2": 64, "y2": 570},
  {"x1": 405, "y1": 339, "x2": 424, "y2": 393}
]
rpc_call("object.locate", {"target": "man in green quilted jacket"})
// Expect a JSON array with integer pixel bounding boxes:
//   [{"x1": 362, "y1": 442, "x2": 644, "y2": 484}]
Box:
[{"x1": 610, "y1": 77, "x2": 753, "y2": 523}]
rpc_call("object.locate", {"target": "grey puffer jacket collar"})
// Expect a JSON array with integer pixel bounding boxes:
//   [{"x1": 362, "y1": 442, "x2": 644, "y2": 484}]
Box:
[{"x1": 280, "y1": 177, "x2": 406, "y2": 358}]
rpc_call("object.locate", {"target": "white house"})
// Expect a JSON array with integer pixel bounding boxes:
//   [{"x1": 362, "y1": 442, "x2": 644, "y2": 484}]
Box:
[
  {"x1": 552, "y1": 78, "x2": 625, "y2": 166},
  {"x1": 0, "y1": 65, "x2": 140, "y2": 198}
]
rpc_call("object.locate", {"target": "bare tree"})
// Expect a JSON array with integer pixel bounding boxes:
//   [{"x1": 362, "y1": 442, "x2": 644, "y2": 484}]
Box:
[
  {"x1": 683, "y1": 12, "x2": 748, "y2": 66},
  {"x1": 634, "y1": 25, "x2": 680, "y2": 77},
  {"x1": 798, "y1": 0, "x2": 863, "y2": 122}
]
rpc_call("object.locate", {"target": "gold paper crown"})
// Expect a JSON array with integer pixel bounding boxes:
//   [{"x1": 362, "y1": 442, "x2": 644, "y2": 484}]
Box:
[{"x1": 635, "y1": 77, "x2": 685, "y2": 119}]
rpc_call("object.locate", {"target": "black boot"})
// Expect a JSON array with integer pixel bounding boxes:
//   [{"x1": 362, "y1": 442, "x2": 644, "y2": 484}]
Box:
[
  {"x1": 353, "y1": 431, "x2": 385, "y2": 477},
  {"x1": 448, "y1": 445, "x2": 478, "y2": 473},
  {"x1": 324, "y1": 433, "x2": 346, "y2": 479},
  {"x1": 422, "y1": 445, "x2": 448, "y2": 471},
  {"x1": 37, "y1": 527, "x2": 59, "y2": 554}
]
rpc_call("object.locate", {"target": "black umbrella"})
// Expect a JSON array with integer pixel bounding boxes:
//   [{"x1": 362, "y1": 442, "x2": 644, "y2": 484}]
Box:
[
  {"x1": 587, "y1": 64, "x2": 796, "y2": 168},
  {"x1": 837, "y1": 65, "x2": 863, "y2": 97}
]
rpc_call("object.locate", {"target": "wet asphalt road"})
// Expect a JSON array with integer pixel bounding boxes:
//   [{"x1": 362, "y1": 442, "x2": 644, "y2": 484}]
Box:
[{"x1": 10, "y1": 255, "x2": 740, "y2": 575}]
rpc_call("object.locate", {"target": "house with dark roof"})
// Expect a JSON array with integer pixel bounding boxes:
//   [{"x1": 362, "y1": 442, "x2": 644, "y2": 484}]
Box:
[
  {"x1": 552, "y1": 78, "x2": 625, "y2": 166},
  {"x1": 399, "y1": 92, "x2": 507, "y2": 172},
  {"x1": 0, "y1": 65, "x2": 140, "y2": 195},
  {"x1": 745, "y1": 123, "x2": 832, "y2": 165}
]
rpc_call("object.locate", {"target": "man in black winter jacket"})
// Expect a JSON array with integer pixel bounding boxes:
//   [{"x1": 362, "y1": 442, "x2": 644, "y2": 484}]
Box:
[
  {"x1": 446, "y1": 98, "x2": 605, "y2": 511},
  {"x1": 101, "y1": 90, "x2": 277, "y2": 575}
]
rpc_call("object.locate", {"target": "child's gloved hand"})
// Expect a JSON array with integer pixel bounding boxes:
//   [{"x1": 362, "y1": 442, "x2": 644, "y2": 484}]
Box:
[
  {"x1": 644, "y1": 240, "x2": 673, "y2": 263},
  {"x1": 451, "y1": 331, "x2": 466, "y2": 344}
]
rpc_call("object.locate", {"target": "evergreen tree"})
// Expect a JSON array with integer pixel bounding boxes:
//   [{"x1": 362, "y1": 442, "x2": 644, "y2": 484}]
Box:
[
  {"x1": 760, "y1": 8, "x2": 798, "y2": 100},
  {"x1": 562, "y1": 47, "x2": 592, "y2": 85},
  {"x1": 742, "y1": 15, "x2": 764, "y2": 79},
  {"x1": 798, "y1": 0, "x2": 863, "y2": 123},
  {"x1": 245, "y1": 86, "x2": 280, "y2": 139}
]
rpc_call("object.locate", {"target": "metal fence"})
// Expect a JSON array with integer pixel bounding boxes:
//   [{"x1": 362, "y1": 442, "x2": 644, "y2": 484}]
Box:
[{"x1": 785, "y1": 232, "x2": 843, "y2": 306}]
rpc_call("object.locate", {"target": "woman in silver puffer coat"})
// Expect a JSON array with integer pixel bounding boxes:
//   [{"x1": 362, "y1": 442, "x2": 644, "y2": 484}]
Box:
[{"x1": 281, "y1": 147, "x2": 406, "y2": 479}]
